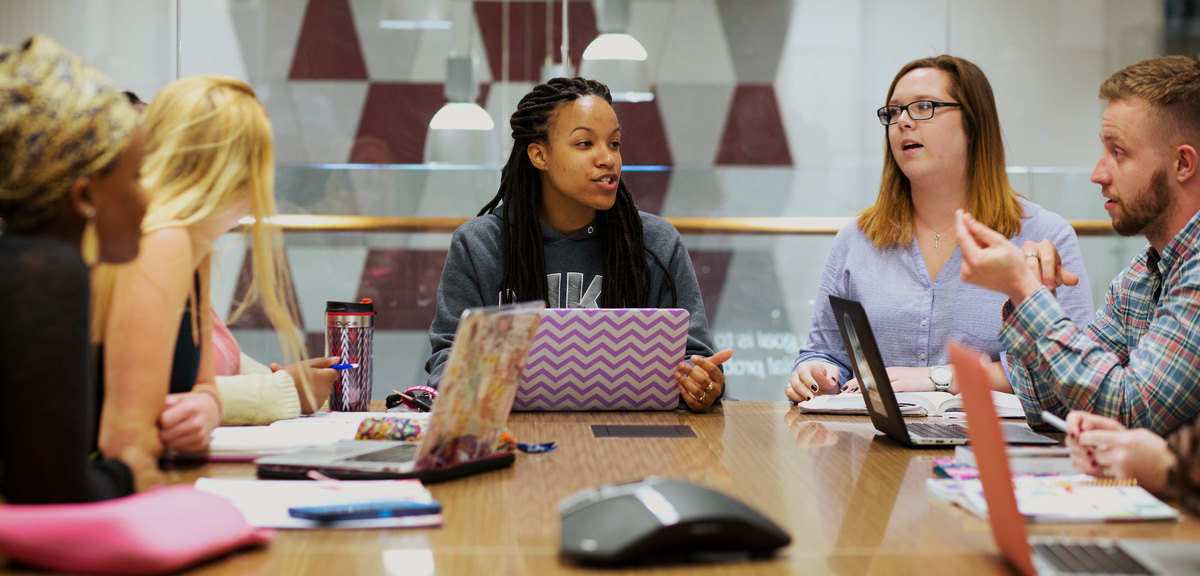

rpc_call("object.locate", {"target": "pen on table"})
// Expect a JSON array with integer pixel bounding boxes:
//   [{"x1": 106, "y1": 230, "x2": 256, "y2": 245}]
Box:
[{"x1": 330, "y1": 362, "x2": 359, "y2": 371}]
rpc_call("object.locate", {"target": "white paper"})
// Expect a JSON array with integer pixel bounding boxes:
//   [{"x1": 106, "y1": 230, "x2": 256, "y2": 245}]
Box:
[{"x1": 195, "y1": 478, "x2": 442, "y2": 529}]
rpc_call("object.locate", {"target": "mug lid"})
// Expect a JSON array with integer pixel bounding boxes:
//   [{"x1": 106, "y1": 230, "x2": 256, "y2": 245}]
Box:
[{"x1": 326, "y1": 299, "x2": 374, "y2": 313}]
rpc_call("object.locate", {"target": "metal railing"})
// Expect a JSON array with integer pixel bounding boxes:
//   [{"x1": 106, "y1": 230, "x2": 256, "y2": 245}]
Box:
[{"x1": 246, "y1": 215, "x2": 1117, "y2": 236}]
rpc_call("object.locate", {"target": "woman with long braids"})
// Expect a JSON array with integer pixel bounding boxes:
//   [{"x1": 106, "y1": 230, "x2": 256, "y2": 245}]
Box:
[{"x1": 425, "y1": 77, "x2": 732, "y2": 412}]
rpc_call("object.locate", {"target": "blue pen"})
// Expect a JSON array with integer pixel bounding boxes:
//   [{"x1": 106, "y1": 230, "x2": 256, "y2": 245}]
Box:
[
  {"x1": 288, "y1": 500, "x2": 441, "y2": 522},
  {"x1": 330, "y1": 362, "x2": 359, "y2": 371}
]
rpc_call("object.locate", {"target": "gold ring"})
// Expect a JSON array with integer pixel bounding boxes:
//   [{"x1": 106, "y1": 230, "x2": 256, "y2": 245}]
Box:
[
  {"x1": 698, "y1": 391, "x2": 707, "y2": 403},
  {"x1": 1025, "y1": 251, "x2": 1039, "y2": 259}
]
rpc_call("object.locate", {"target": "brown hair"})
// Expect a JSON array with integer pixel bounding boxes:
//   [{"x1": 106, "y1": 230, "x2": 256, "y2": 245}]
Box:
[
  {"x1": 859, "y1": 55, "x2": 1022, "y2": 247},
  {"x1": 1099, "y1": 54, "x2": 1200, "y2": 149}
]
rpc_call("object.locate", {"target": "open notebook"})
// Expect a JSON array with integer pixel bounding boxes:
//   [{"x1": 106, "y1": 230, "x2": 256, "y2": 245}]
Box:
[{"x1": 796, "y1": 389, "x2": 1026, "y2": 418}]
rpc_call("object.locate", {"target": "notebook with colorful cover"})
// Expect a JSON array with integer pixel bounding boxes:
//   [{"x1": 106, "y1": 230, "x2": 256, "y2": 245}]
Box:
[
  {"x1": 513, "y1": 308, "x2": 689, "y2": 411},
  {"x1": 925, "y1": 473, "x2": 1179, "y2": 523}
]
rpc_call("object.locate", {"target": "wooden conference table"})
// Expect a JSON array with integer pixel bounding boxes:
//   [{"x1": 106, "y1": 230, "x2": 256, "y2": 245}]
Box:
[{"x1": 8, "y1": 402, "x2": 1200, "y2": 575}]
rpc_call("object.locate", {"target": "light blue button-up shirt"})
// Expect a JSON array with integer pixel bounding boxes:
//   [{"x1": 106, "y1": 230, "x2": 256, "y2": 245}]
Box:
[{"x1": 795, "y1": 198, "x2": 1095, "y2": 387}]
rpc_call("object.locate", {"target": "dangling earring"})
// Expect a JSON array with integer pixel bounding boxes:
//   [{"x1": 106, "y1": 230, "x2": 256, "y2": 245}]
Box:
[{"x1": 81, "y1": 205, "x2": 99, "y2": 266}]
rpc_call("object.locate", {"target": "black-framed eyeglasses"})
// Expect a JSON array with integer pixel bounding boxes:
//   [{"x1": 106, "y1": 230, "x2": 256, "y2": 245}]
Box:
[{"x1": 876, "y1": 100, "x2": 962, "y2": 126}]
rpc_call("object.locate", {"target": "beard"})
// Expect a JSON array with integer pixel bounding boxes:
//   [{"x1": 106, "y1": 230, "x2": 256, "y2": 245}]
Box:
[{"x1": 1110, "y1": 167, "x2": 1170, "y2": 237}]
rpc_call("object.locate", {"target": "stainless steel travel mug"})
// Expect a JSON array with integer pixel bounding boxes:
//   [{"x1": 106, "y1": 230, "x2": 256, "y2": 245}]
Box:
[{"x1": 325, "y1": 299, "x2": 375, "y2": 411}]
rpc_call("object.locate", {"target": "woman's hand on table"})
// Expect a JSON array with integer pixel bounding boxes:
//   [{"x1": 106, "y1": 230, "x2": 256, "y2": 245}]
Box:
[
  {"x1": 786, "y1": 361, "x2": 841, "y2": 402},
  {"x1": 677, "y1": 349, "x2": 733, "y2": 412}
]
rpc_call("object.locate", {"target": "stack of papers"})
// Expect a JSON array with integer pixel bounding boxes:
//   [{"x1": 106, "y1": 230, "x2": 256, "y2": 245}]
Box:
[{"x1": 195, "y1": 478, "x2": 441, "y2": 529}]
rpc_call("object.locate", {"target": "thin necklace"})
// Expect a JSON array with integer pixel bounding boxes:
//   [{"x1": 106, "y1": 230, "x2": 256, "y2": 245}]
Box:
[{"x1": 915, "y1": 214, "x2": 955, "y2": 249}]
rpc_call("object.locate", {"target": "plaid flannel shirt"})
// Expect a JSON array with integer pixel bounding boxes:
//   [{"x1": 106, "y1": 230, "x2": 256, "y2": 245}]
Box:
[{"x1": 1002, "y1": 209, "x2": 1200, "y2": 434}]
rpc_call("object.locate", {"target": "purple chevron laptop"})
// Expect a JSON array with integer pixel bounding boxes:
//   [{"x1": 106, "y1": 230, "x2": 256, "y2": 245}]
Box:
[{"x1": 513, "y1": 308, "x2": 689, "y2": 411}]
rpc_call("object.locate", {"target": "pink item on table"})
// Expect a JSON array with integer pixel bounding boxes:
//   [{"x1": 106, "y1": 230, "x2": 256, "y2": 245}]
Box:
[{"x1": 0, "y1": 485, "x2": 272, "y2": 575}]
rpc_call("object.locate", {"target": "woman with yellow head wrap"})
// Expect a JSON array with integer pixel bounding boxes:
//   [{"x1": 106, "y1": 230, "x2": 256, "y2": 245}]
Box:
[{"x1": 0, "y1": 36, "x2": 152, "y2": 503}]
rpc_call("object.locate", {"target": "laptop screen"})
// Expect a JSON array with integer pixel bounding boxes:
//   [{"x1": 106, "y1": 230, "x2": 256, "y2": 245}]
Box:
[
  {"x1": 415, "y1": 302, "x2": 545, "y2": 472},
  {"x1": 514, "y1": 308, "x2": 688, "y2": 411},
  {"x1": 950, "y1": 343, "x2": 1037, "y2": 576}
]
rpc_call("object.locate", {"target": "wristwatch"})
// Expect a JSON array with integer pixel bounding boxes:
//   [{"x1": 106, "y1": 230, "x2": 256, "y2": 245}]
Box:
[{"x1": 929, "y1": 364, "x2": 953, "y2": 392}]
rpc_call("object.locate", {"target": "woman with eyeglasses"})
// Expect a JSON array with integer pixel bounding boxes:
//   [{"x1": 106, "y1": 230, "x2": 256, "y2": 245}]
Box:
[{"x1": 785, "y1": 55, "x2": 1095, "y2": 402}]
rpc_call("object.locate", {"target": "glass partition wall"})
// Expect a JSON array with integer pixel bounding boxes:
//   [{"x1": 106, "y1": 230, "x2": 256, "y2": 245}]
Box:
[{"x1": 0, "y1": 0, "x2": 1171, "y2": 400}]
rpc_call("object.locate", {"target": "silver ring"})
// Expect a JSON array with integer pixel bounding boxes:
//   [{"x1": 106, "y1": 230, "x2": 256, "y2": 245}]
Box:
[
  {"x1": 705, "y1": 382, "x2": 714, "y2": 393},
  {"x1": 1025, "y1": 251, "x2": 1039, "y2": 259}
]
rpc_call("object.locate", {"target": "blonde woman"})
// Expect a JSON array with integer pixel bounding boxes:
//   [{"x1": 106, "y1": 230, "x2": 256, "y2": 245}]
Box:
[
  {"x1": 785, "y1": 55, "x2": 1095, "y2": 402},
  {"x1": 93, "y1": 76, "x2": 305, "y2": 478}
]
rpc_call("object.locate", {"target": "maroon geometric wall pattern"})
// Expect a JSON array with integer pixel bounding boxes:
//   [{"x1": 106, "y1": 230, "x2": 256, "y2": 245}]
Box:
[
  {"x1": 622, "y1": 170, "x2": 670, "y2": 215},
  {"x1": 289, "y1": 0, "x2": 368, "y2": 80},
  {"x1": 688, "y1": 250, "x2": 733, "y2": 323},
  {"x1": 715, "y1": 84, "x2": 793, "y2": 166},
  {"x1": 351, "y1": 84, "x2": 492, "y2": 164},
  {"x1": 611, "y1": 101, "x2": 673, "y2": 166},
  {"x1": 225, "y1": 248, "x2": 305, "y2": 330},
  {"x1": 350, "y1": 84, "x2": 445, "y2": 164},
  {"x1": 356, "y1": 249, "x2": 449, "y2": 331},
  {"x1": 476, "y1": 1, "x2": 599, "y2": 83}
]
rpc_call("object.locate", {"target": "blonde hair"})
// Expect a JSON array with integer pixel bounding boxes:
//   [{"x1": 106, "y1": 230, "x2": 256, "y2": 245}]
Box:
[
  {"x1": 92, "y1": 76, "x2": 304, "y2": 370},
  {"x1": 1099, "y1": 54, "x2": 1200, "y2": 150},
  {"x1": 859, "y1": 55, "x2": 1023, "y2": 247}
]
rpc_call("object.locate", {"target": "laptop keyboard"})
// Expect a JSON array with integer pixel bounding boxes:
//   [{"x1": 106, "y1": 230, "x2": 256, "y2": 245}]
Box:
[
  {"x1": 1033, "y1": 541, "x2": 1153, "y2": 575},
  {"x1": 906, "y1": 422, "x2": 968, "y2": 439},
  {"x1": 345, "y1": 444, "x2": 418, "y2": 463}
]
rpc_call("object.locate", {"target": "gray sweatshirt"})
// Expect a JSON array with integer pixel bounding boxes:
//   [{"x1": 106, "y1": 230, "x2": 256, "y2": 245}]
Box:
[{"x1": 425, "y1": 210, "x2": 717, "y2": 387}]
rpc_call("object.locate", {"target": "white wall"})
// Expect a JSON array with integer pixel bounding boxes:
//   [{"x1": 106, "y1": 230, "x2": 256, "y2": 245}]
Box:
[{"x1": 0, "y1": 0, "x2": 177, "y2": 100}]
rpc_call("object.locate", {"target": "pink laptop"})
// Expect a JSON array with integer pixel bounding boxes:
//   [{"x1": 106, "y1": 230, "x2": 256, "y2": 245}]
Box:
[
  {"x1": 951, "y1": 343, "x2": 1200, "y2": 576},
  {"x1": 513, "y1": 308, "x2": 688, "y2": 411}
]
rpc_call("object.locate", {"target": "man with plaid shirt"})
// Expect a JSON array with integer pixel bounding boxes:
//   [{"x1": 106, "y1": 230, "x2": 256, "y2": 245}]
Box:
[{"x1": 956, "y1": 54, "x2": 1200, "y2": 434}]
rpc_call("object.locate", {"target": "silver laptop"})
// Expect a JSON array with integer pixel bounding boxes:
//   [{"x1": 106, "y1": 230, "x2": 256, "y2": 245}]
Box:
[
  {"x1": 257, "y1": 302, "x2": 544, "y2": 483},
  {"x1": 952, "y1": 343, "x2": 1200, "y2": 576},
  {"x1": 829, "y1": 295, "x2": 1056, "y2": 447}
]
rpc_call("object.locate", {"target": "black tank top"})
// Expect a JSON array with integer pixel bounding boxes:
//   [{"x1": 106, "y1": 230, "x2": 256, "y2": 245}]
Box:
[{"x1": 168, "y1": 273, "x2": 202, "y2": 394}]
